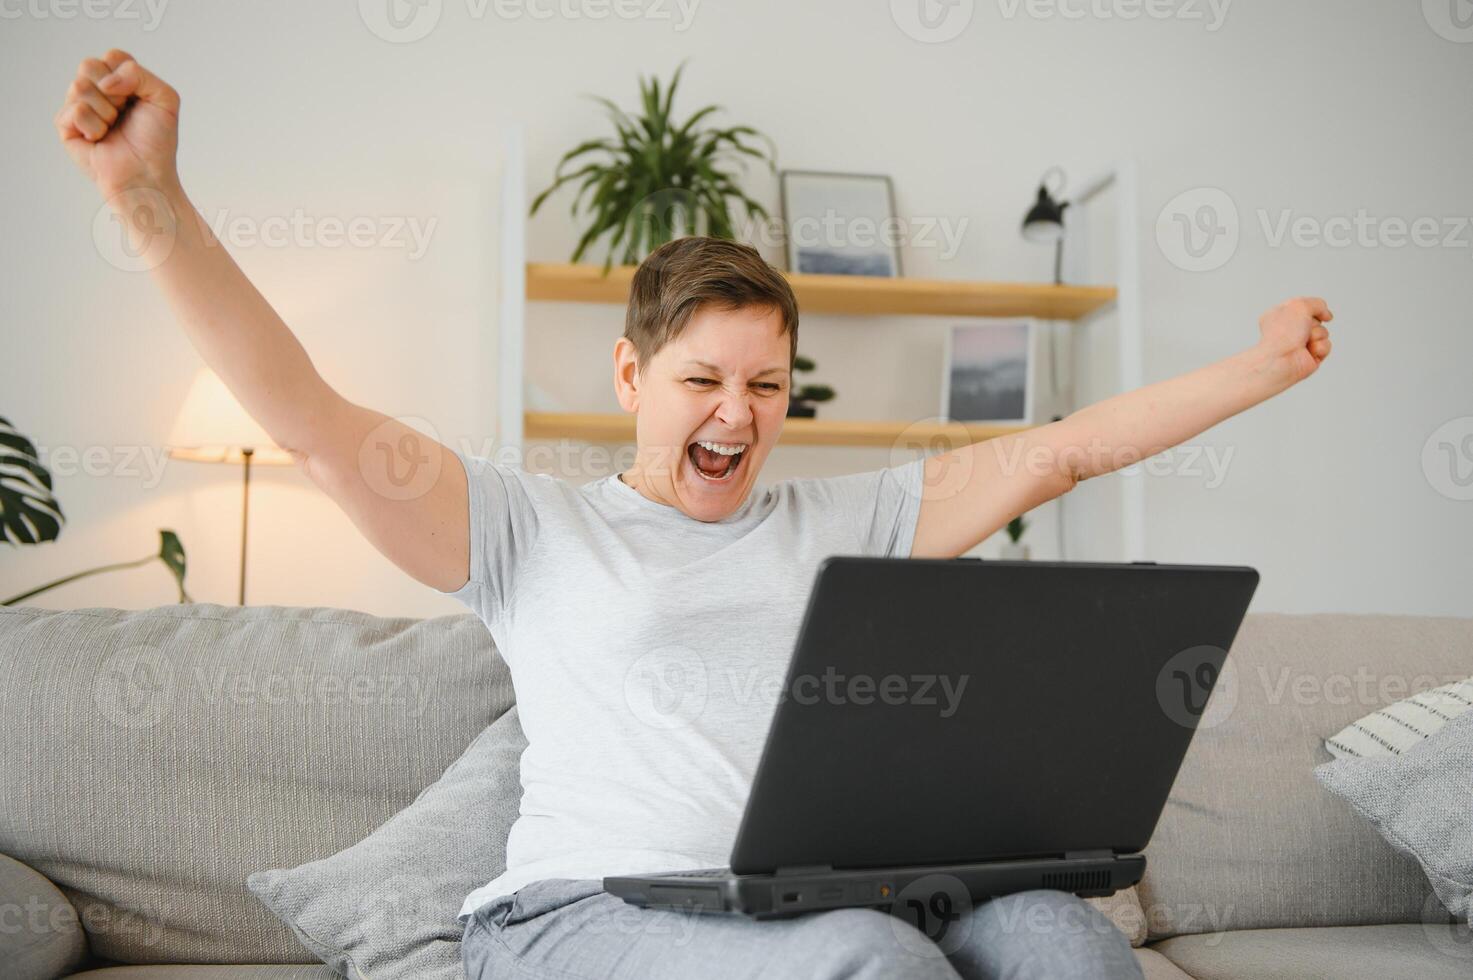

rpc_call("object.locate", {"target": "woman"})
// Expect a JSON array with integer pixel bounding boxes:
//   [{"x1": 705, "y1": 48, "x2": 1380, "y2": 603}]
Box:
[{"x1": 55, "y1": 50, "x2": 1331, "y2": 979}]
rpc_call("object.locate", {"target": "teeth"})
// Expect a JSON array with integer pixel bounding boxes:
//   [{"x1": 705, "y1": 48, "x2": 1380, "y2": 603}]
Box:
[{"x1": 695, "y1": 440, "x2": 746, "y2": 456}]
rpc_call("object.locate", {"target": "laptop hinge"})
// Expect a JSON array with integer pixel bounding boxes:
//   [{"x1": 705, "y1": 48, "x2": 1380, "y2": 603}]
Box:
[
  {"x1": 1064, "y1": 849, "x2": 1115, "y2": 861},
  {"x1": 775, "y1": 864, "x2": 832, "y2": 876}
]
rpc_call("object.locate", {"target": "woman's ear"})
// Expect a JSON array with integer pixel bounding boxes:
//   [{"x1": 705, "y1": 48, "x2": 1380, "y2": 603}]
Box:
[{"x1": 613, "y1": 337, "x2": 640, "y2": 412}]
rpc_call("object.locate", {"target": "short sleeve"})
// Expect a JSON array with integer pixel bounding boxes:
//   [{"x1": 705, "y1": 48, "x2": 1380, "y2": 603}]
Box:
[
  {"x1": 430, "y1": 448, "x2": 540, "y2": 626},
  {"x1": 797, "y1": 456, "x2": 929, "y2": 558}
]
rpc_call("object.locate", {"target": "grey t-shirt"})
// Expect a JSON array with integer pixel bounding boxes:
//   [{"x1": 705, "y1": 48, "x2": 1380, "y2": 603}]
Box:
[{"x1": 435, "y1": 449, "x2": 928, "y2": 918}]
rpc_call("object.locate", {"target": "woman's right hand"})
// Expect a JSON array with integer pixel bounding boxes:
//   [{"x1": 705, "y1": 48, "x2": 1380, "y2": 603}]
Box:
[{"x1": 55, "y1": 49, "x2": 181, "y2": 199}]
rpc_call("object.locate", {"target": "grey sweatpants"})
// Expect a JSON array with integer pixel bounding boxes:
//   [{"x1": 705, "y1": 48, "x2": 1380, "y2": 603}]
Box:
[{"x1": 461, "y1": 878, "x2": 1145, "y2": 979}]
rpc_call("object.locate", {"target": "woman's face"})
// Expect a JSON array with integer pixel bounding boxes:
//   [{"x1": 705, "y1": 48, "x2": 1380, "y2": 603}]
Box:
[{"x1": 614, "y1": 303, "x2": 792, "y2": 522}]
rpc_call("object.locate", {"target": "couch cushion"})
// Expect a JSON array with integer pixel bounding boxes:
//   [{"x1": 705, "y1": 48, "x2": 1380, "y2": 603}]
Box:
[
  {"x1": 1149, "y1": 922, "x2": 1473, "y2": 980},
  {"x1": 66, "y1": 968, "x2": 338, "y2": 979},
  {"x1": 1316, "y1": 708, "x2": 1473, "y2": 920},
  {"x1": 1134, "y1": 947, "x2": 1195, "y2": 980},
  {"x1": 1, "y1": 852, "x2": 88, "y2": 980},
  {"x1": 1138, "y1": 612, "x2": 1473, "y2": 940},
  {"x1": 0, "y1": 604, "x2": 511, "y2": 966},
  {"x1": 248, "y1": 707, "x2": 527, "y2": 980}
]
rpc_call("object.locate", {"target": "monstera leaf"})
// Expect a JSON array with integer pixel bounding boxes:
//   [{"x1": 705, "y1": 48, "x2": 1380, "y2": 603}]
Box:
[
  {"x1": 0, "y1": 416, "x2": 65, "y2": 545},
  {"x1": 0, "y1": 417, "x2": 191, "y2": 605}
]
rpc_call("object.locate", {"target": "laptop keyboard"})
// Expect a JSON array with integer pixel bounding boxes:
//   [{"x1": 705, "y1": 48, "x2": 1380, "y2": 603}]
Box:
[{"x1": 666, "y1": 868, "x2": 732, "y2": 878}]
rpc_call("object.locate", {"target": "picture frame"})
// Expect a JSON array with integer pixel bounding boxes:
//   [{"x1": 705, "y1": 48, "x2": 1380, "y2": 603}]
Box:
[
  {"x1": 940, "y1": 320, "x2": 1036, "y2": 425},
  {"x1": 779, "y1": 170, "x2": 902, "y2": 277}
]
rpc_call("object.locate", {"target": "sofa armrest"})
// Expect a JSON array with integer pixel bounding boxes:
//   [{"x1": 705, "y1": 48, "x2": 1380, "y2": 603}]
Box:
[{"x1": 0, "y1": 853, "x2": 87, "y2": 980}]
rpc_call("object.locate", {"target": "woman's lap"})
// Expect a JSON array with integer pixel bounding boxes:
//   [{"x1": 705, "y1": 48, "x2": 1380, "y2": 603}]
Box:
[{"x1": 462, "y1": 878, "x2": 1143, "y2": 980}]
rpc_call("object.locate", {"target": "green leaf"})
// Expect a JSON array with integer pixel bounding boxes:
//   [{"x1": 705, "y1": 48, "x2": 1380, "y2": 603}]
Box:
[
  {"x1": 529, "y1": 63, "x2": 778, "y2": 266},
  {"x1": 0, "y1": 416, "x2": 65, "y2": 546},
  {"x1": 157, "y1": 529, "x2": 190, "y2": 602}
]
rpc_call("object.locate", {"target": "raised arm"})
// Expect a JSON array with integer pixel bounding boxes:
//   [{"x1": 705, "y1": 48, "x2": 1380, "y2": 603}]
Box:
[
  {"x1": 56, "y1": 49, "x2": 471, "y2": 593},
  {"x1": 911, "y1": 297, "x2": 1334, "y2": 558}
]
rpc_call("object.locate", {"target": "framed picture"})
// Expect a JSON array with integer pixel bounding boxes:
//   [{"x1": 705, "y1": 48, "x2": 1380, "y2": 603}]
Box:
[
  {"x1": 941, "y1": 320, "x2": 1035, "y2": 425},
  {"x1": 779, "y1": 170, "x2": 901, "y2": 277}
]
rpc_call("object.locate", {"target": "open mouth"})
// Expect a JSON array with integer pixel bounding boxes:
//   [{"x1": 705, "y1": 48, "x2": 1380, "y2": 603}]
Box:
[{"x1": 687, "y1": 439, "x2": 748, "y2": 483}]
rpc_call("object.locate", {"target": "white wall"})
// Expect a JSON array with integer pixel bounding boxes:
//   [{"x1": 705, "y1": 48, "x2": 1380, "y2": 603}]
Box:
[{"x1": 3, "y1": 0, "x2": 1469, "y2": 616}]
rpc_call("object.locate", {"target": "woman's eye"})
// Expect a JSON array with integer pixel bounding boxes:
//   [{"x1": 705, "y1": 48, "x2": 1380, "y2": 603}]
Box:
[
  {"x1": 686, "y1": 378, "x2": 717, "y2": 386},
  {"x1": 755, "y1": 383, "x2": 781, "y2": 392}
]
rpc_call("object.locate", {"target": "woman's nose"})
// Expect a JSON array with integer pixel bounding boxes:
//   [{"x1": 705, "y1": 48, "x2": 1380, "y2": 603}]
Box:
[{"x1": 714, "y1": 389, "x2": 754, "y2": 428}]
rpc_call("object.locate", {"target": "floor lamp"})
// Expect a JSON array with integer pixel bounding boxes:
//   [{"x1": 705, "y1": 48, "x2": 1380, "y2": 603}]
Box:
[{"x1": 166, "y1": 368, "x2": 292, "y2": 605}]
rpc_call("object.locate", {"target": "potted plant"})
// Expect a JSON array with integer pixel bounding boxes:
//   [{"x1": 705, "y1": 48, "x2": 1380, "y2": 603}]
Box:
[
  {"x1": 2, "y1": 416, "x2": 191, "y2": 604},
  {"x1": 786, "y1": 355, "x2": 835, "y2": 419},
  {"x1": 529, "y1": 62, "x2": 776, "y2": 271},
  {"x1": 999, "y1": 514, "x2": 1030, "y2": 560}
]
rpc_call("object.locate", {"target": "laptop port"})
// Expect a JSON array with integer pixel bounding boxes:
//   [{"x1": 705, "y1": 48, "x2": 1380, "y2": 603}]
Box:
[{"x1": 782, "y1": 891, "x2": 801, "y2": 904}]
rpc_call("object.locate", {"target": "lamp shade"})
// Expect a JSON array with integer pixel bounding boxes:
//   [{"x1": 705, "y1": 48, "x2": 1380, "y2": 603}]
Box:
[
  {"x1": 1021, "y1": 184, "x2": 1068, "y2": 243},
  {"x1": 166, "y1": 368, "x2": 295, "y2": 465}
]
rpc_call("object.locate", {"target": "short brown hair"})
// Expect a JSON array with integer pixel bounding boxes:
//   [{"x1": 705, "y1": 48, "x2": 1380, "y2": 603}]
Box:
[{"x1": 624, "y1": 237, "x2": 799, "y2": 373}]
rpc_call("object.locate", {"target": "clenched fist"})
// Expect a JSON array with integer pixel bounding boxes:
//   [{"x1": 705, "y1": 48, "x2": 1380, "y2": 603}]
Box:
[
  {"x1": 55, "y1": 49, "x2": 180, "y2": 199},
  {"x1": 1257, "y1": 296, "x2": 1334, "y2": 387}
]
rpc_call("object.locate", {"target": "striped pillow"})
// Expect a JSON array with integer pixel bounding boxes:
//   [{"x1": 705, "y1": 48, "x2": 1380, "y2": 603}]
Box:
[{"x1": 1325, "y1": 676, "x2": 1473, "y2": 759}]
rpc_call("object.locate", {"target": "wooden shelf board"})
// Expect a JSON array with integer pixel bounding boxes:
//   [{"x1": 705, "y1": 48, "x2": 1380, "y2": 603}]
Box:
[
  {"x1": 526, "y1": 263, "x2": 1115, "y2": 321},
  {"x1": 524, "y1": 412, "x2": 1029, "y2": 449}
]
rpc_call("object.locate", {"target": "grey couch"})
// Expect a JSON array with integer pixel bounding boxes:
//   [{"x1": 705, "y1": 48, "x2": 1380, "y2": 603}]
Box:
[{"x1": 1, "y1": 603, "x2": 1468, "y2": 979}]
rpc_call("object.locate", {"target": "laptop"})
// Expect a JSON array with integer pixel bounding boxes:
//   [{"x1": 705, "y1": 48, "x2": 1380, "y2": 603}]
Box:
[{"x1": 604, "y1": 555, "x2": 1258, "y2": 919}]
